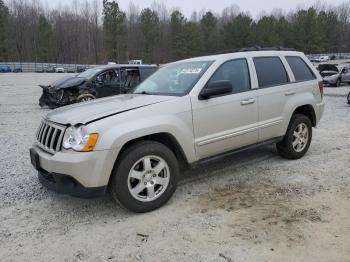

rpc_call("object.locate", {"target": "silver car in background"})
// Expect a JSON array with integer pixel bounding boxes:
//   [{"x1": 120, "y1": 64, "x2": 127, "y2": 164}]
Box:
[{"x1": 319, "y1": 63, "x2": 350, "y2": 87}]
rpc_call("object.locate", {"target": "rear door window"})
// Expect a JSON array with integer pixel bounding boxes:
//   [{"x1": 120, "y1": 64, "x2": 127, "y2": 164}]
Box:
[
  {"x1": 286, "y1": 56, "x2": 316, "y2": 81},
  {"x1": 253, "y1": 57, "x2": 289, "y2": 88}
]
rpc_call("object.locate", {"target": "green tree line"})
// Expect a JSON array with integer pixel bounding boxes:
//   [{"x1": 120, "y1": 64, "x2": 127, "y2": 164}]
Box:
[{"x1": 0, "y1": 0, "x2": 349, "y2": 64}]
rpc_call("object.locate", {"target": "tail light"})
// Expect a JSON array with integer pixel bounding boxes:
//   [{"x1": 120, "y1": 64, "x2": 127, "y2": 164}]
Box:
[{"x1": 318, "y1": 81, "x2": 324, "y2": 99}]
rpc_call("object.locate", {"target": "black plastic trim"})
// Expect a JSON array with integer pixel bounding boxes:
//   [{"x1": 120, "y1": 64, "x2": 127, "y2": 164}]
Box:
[
  {"x1": 189, "y1": 136, "x2": 284, "y2": 169},
  {"x1": 38, "y1": 169, "x2": 107, "y2": 198},
  {"x1": 211, "y1": 47, "x2": 297, "y2": 55}
]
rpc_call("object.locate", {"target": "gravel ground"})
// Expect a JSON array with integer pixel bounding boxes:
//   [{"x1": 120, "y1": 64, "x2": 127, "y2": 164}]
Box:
[
  {"x1": 0, "y1": 73, "x2": 350, "y2": 262},
  {"x1": 324, "y1": 85, "x2": 350, "y2": 97}
]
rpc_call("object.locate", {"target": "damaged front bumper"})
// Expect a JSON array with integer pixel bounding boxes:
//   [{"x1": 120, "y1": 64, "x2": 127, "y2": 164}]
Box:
[
  {"x1": 39, "y1": 85, "x2": 69, "y2": 108},
  {"x1": 29, "y1": 145, "x2": 112, "y2": 198}
]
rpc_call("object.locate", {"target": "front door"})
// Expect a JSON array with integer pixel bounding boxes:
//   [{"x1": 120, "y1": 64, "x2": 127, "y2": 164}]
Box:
[
  {"x1": 191, "y1": 59, "x2": 259, "y2": 159},
  {"x1": 341, "y1": 66, "x2": 350, "y2": 83},
  {"x1": 95, "y1": 69, "x2": 121, "y2": 97}
]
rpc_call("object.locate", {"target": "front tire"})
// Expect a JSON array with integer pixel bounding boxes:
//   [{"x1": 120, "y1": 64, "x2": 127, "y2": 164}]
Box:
[
  {"x1": 347, "y1": 91, "x2": 350, "y2": 105},
  {"x1": 333, "y1": 78, "x2": 341, "y2": 87},
  {"x1": 277, "y1": 114, "x2": 312, "y2": 160},
  {"x1": 77, "y1": 93, "x2": 96, "y2": 103},
  {"x1": 110, "y1": 141, "x2": 179, "y2": 213}
]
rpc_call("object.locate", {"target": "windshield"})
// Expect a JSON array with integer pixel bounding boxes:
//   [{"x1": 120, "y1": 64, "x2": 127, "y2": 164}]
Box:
[
  {"x1": 337, "y1": 64, "x2": 350, "y2": 70},
  {"x1": 133, "y1": 61, "x2": 212, "y2": 96},
  {"x1": 77, "y1": 68, "x2": 103, "y2": 79}
]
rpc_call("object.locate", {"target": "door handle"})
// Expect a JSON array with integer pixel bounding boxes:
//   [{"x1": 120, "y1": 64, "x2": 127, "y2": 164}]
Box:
[
  {"x1": 285, "y1": 91, "x2": 295, "y2": 96},
  {"x1": 240, "y1": 98, "x2": 255, "y2": 105}
]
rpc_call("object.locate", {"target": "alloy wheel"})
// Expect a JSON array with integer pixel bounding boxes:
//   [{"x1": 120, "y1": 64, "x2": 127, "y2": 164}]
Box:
[
  {"x1": 127, "y1": 155, "x2": 170, "y2": 202},
  {"x1": 292, "y1": 123, "x2": 309, "y2": 152}
]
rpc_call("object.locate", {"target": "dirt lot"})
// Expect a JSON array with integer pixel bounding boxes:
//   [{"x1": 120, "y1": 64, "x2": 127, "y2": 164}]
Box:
[{"x1": 0, "y1": 73, "x2": 350, "y2": 262}]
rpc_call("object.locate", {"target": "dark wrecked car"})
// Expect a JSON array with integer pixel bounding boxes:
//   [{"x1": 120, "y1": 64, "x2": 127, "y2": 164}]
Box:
[
  {"x1": 39, "y1": 64, "x2": 158, "y2": 108},
  {"x1": 319, "y1": 63, "x2": 350, "y2": 87}
]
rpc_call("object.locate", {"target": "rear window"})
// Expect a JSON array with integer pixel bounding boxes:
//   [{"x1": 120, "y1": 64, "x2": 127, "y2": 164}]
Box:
[
  {"x1": 286, "y1": 56, "x2": 316, "y2": 81},
  {"x1": 253, "y1": 57, "x2": 289, "y2": 88}
]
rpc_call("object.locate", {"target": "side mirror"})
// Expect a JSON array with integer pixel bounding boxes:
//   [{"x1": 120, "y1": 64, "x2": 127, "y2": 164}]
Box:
[
  {"x1": 199, "y1": 80, "x2": 232, "y2": 100},
  {"x1": 342, "y1": 68, "x2": 347, "y2": 74}
]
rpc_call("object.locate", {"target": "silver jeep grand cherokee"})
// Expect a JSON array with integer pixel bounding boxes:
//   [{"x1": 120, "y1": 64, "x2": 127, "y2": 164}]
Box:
[{"x1": 30, "y1": 50, "x2": 325, "y2": 212}]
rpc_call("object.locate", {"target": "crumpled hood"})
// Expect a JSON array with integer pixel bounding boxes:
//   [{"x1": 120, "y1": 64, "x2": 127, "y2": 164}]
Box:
[
  {"x1": 49, "y1": 76, "x2": 86, "y2": 89},
  {"x1": 45, "y1": 94, "x2": 174, "y2": 125},
  {"x1": 321, "y1": 70, "x2": 339, "y2": 78},
  {"x1": 318, "y1": 64, "x2": 339, "y2": 73}
]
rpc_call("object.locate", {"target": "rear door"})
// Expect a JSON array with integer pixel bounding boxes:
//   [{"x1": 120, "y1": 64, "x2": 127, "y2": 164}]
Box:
[
  {"x1": 252, "y1": 56, "x2": 292, "y2": 141},
  {"x1": 120, "y1": 67, "x2": 142, "y2": 93},
  {"x1": 255, "y1": 55, "x2": 318, "y2": 141},
  {"x1": 95, "y1": 69, "x2": 121, "y2": 97}
]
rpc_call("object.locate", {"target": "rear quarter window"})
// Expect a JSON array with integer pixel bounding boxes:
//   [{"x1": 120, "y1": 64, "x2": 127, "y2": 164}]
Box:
[
  {"x1": 253, "y1": 57, "x2": 289, "y2": 88},
  {"x1": 286, "y1": 56, "x2": 316, "y2": 81}
]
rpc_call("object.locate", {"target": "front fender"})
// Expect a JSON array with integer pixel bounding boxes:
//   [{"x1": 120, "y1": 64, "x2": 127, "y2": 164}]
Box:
[{"x1": 88, "y1": 96, "x2": 197, "y2": 163}]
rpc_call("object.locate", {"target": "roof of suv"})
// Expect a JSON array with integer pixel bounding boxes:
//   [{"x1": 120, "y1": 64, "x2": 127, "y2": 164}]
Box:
[{"x1": 179, "y1": 50, "x2": 305, "y2": 63}]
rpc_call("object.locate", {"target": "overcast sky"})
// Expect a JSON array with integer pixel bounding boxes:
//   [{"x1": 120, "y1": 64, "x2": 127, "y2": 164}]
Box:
[{"x1": 49, "y1": 0, "x2": 345, "y2": 18}]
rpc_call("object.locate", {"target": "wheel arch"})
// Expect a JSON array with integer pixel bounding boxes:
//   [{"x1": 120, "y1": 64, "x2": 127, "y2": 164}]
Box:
[
  {"x1": 291, "y1": 104, "x2": 317, "y2": 127},
  {"x1": 114, "y1": 132, "x2": 190, "y2": 173}
]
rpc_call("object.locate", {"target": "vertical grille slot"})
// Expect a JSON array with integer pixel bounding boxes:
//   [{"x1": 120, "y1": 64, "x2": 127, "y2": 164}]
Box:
[
  {"x1": 53, "y1": 129, "x2": 62, "y2": 151},
  {"x1": 36, "y1": 122, "x2": 44, "y2": 140},
  {"x1": 45, "y1": 127, "x2": 53, "y2": 147},
  {"x1": 39, "y1": 123, "x2": 47, "y2": 143},
  {"x1": 50, "y1": 129, "x2": 58, "y2": 149},
  {"x1": 35, "y1": 120, "x2": 66, "y2": 154},
  {"x1": 41, "y1": 125, "x2": 49, "y2": 146}
]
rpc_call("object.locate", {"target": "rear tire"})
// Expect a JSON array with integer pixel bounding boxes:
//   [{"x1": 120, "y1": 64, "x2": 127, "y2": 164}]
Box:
[
  {"x1": 277, "y1": 114, "x2": 312, "y2": 160},
  {"x1": 347, "y1": 92, "x2": 350, "y2": 105},
  {"x1": 110, "y1": 141, "x2": 179, "y2": 213}
]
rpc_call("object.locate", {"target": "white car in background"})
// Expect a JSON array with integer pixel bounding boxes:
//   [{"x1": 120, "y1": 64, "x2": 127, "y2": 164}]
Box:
[
  {"x1": 315, "y1": 56, "x2": 330, "y2": 62},
  {"x1": 55, "y1": 67, "x2": 65, "y2": 73}
]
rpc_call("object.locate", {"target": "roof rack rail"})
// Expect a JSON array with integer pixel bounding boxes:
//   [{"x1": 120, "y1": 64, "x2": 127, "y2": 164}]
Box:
[
  {"x1": 211, "y1": 46, "x2": 296, "y2": 55},
  {"x1": 238, "y1": 46, "x2": 296, "y2": 52}
]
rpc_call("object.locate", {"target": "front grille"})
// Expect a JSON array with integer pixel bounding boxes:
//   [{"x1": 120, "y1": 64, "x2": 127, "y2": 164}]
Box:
[{"x1": 36, "y1": 120, "x2": 66, "y2": 154}]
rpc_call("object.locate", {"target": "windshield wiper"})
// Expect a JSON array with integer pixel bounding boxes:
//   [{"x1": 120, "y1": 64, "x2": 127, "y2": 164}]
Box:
[{"x1": 134, "y1": 91, "x2": 153, "y2": 95}]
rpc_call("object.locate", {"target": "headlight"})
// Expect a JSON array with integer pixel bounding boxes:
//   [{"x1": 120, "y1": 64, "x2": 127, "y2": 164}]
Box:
[{"x1": 62, "y1": 125, "x2": 99, "y2": 152}]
